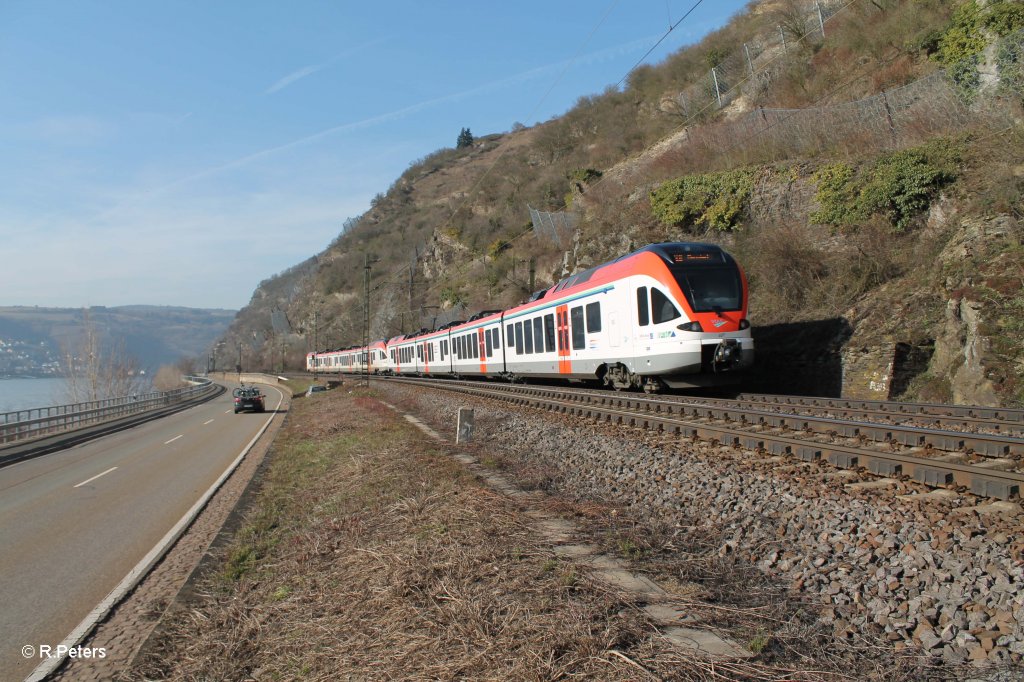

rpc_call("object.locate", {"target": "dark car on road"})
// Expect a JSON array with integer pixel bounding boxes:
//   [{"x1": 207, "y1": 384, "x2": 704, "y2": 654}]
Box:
[{"x1": 233, "y1": 386, "x2": 265, "y2": 414}]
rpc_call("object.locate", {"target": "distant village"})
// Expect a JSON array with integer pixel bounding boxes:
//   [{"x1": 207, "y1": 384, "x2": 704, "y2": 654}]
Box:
[{"x1": 0, "y1": 337, "x2": 62, "y2": 377}]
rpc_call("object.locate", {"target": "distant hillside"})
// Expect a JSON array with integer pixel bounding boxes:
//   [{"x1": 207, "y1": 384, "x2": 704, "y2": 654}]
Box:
[
  {"x1": 0, "y1": 305, "x2": 236, "y2": 375},
  {"x1": 222, "y1": 0, "x2": 1024, "y2": 406}
]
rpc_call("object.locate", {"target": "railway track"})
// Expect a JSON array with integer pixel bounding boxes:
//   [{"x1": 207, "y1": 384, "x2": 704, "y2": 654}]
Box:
[{"x1": 371, "y1": 375, "x2": 1024, "y2": 501}]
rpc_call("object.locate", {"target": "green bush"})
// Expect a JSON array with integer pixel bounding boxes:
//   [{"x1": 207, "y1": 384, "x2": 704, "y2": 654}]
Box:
[
  {"x1": 859, "y1": 144, "x2": 959, "y2": 230},
  {"x1": 935, "y1": 1, "x2": 1024, "y2": 67},
  {"x1": 810, "y1": 163, "x2": 859, "y2": 225},
  {"x1": 649, "y1": 168, "x2": 756, "y2": 231},
  {"x1": 811, "y1": 140, "x2": 962, "y2": 231}
]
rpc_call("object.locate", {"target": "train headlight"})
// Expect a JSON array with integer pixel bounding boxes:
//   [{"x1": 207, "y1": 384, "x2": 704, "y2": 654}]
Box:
[
  {"x1": 676, "y1": 321, "x2": 703, "y2": 332},
  {"x1": 739, "y1": 318, "x2": 750, "y2": 330}
]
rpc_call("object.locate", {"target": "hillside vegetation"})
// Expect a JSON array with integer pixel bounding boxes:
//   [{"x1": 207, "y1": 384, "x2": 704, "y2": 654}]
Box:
[{"x1": 223, "y1": 0, "x2": 1024, "y2": 406}]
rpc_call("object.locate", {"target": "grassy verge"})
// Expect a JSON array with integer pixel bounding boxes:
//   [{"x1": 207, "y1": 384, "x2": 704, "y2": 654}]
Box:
[{"x1": 129, "y1": 387, "x2": 661, "y2": 680}]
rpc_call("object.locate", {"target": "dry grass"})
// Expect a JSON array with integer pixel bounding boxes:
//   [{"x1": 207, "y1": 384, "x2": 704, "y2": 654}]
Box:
[
  {"x1": 127, "y1": 388, "x2": 665, "y2": 681},
  {"x1": 127, "y1": 385, "x2": 962, "y2": 680}
]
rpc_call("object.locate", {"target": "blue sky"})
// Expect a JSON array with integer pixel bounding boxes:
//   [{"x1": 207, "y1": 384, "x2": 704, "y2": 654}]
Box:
[{"x1": 0, "y1": 0, "x2": 750, "y2": 310}]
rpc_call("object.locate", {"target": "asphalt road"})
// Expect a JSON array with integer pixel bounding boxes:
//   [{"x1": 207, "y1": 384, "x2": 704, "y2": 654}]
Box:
[{"x1": 0, "y1": 382, "x2": 284, "y2": 681}]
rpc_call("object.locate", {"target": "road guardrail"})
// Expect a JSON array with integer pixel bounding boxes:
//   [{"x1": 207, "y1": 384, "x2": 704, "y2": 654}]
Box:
[{"x1": 0, "y1": 376, "x2": 218, "y2": 446}]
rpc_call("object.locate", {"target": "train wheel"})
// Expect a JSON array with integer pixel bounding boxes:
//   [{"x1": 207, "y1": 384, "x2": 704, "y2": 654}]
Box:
[{"x1": 604, "y1": 364, "x2": 635, "y2": 391}]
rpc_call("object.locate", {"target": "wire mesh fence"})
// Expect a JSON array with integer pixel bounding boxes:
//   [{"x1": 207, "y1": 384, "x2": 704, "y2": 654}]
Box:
[
  {"x1": 623, "y1": 28, "x2": 1024, "y2": 181},
  {"x1": 668, "y1": 0, "x2": 847, "y2": 117},
  {"x1": 528, "y1": 204, "x2": 578, "y2": 248}
]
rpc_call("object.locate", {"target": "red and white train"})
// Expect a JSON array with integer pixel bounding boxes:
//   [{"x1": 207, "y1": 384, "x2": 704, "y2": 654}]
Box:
[{"x1": 306, "y1": 242, "x2": 753, "y2": 391}]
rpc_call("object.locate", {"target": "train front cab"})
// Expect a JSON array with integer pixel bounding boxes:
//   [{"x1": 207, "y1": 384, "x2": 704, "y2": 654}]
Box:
[{"x1": 623, "y1": 244, "x2": 753, "y2": 389}]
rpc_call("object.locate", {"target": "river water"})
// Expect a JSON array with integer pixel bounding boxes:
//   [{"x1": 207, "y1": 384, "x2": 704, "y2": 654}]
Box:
[{"x1": 0, "y1": 378, "x2": 69, "y2": 413}]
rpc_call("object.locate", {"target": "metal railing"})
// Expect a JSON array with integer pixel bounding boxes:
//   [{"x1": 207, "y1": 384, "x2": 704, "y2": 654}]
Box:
[{"x1": 0, "y1": 376, "x2": 218, "y2": 446}]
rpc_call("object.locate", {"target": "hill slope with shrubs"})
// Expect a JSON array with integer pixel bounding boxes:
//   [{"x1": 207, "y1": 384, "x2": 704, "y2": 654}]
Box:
[{"x1": 222, "y1": 0, "x2": 1024, "y2": 406}]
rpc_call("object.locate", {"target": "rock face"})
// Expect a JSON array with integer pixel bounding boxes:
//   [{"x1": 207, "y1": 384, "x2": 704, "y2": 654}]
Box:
[
  {"x1": 410, "y1": 392, "x2": 1024, "y2": 670},
  {"x1": 421, "y1": 230, "x2": 471, "y2": 283},
  {"x1": 934, "y1": 297, "x2": 999, "y2": 407},
  {"x1": 930, "y1": 216, "x2": 1021, "y2": 407}
]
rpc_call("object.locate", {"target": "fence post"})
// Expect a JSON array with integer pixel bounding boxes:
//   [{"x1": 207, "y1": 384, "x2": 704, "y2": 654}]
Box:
[{"x1": 880, "y1": 90, "x2": 898, "y2": 146}]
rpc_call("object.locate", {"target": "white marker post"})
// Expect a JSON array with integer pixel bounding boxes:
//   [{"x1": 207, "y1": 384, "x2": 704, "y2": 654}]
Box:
[{"x1": 456, "y1": 408, "x2": 474, "y2": 444}]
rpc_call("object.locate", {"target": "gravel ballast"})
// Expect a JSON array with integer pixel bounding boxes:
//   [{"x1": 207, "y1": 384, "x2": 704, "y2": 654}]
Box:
[{"x1": 383, "y1": 381, "x2": 1024, "y2": 676}]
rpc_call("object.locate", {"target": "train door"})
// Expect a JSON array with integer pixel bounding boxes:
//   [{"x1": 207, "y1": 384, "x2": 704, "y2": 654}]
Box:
[
  {"x1": 635, "y1": 283, "x2": 683, "y2": 361},
  {"x1": 477, "y1": 328, "x2": 486, "y2": 374},
  {"x1": 555, "y1": 304, "x2": 571, "y2": 374}
]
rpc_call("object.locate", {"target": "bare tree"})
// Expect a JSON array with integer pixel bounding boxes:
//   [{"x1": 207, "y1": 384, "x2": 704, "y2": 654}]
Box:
[
  {"x1": 152, "y1": 365, "x2": 185, "y2": 391},
  {"x1": 60, "y1": 309, "x2": 145, "y2": 403}
]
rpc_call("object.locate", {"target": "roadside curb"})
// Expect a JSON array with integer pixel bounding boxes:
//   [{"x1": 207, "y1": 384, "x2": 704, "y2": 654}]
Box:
[{"x1": 33, "y1": 384, "x2": 287, "y2": 682}]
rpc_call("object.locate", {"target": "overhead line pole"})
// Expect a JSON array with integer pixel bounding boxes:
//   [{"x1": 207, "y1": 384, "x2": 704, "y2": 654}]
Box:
[{"x1": 363, "y1": 254, "x2": 378, "y2": 386}]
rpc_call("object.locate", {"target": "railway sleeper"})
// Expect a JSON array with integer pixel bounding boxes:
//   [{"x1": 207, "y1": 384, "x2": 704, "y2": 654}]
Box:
[
  {"x1": 797, "y1": 447, "x2": 822, "y2": 462},
  {"x1": 913, "y1": 466, "x2": 955, "y2": 487},
  {"x1": 869, "y1": 459, "x2": 903, "y2": 476},
  {"x1": 828, "y1": 452, "x2": 858, "y2": 469},
  {"x1": 970, "y1": 478, "x2": 1020, "y2": 500}
]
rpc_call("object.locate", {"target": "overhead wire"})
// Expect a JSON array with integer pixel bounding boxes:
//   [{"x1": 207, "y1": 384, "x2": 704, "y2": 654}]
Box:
[
  {"x1": 405, "y1": 0, "x2": 863, "y2": 312},
  {"x1": 389, "y1": 0, "x2": 726, "y2": 313},
  {"x1": 340, "y1": 0, "x2": 865, "y2": 343}
]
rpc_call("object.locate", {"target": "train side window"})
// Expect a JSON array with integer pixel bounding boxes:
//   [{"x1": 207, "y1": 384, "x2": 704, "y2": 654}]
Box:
[
  {"x1": 544, "y1": 314, "x2": 556, "y2": 352},
  {"x1": 651, "y1": 288, "x2": 681, "y2": 323},
  {"x1": 586, "y1": 301, "x2": 602, "y2": 333},
  {"x1": 492, "y1": 328, "x2": 500, "y2": 351},
  {"x1": 485, "y1": 329, "x2": 493, "y2": 357},
  {"x1": 514, "y1": 322, "x2": 524, "y2": 354},
  {"x1": 429, "y1": 343, "x2": 434, "y2": 362},
  {"x1": 523, "y1": 319, "x2": 534, "y2": 353},
  {"x1": 533, "y1": 317, "x2": 543, "y2": 352},
  {"x1": 472, "y1": 334, "x2": 479, "y2": 358},
  {"x1": 570, "y1": 306, "x2": 585, "y2": 350},
  {"x1": 637, "y1": 286, "x2": 649, "y2": 326},
  {"x1": 506, "y1": 324, "x2": 514, "y2": 347}
]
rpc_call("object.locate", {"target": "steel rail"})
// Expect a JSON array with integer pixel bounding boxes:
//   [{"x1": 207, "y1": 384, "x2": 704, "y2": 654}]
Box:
[
  {"x1": 646, "y1": 394, "x2": 1024, "y2": 436},
  {"x1": 376, "y1": 376, "x2": 1024, "y2": 500},
  {"x1": 737, "y1": 392, "x2": 1024, "y2": 423},
  {"x1": 451, "y1": 381, "x2": 1024, "y2": 458}
]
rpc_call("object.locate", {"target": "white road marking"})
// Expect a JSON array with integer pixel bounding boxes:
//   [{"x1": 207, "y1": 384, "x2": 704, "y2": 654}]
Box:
[
  {"x1": 25, "y1": 383, "x2": 287, "y2": 682},
  {"x1": 164, "y1": 435, "x2": 183, "y2": 445},
  {"x1": 224, "y1": 410, "x2": 231, "y2": 414},
  {"x1": 203, "y1": 419, "x2": 214, "y2": 425},
  {"x1": 73, "y1": 467, "x2": 118, "y2": 488}
]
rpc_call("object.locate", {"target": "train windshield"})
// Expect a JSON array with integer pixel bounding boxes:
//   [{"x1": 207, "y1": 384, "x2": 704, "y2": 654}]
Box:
[{"x1": 671, "y1": 266, "x2": 742, "y2": 313}]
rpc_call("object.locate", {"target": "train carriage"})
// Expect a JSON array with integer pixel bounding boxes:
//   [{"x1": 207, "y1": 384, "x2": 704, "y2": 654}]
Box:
[{"x1": 447, "y1": 311, "x2": 502, "y2": 378}]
